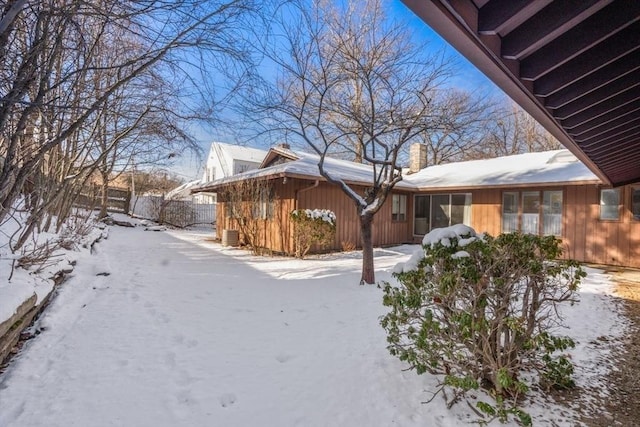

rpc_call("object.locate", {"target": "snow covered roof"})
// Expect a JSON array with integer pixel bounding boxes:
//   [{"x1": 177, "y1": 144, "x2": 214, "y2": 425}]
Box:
[
  {"x1": 193, "y1": 148, "x2": 602, "y2": 194},
  {"x1": 166, "y1": 179, "x2": 203, "y2": 200},
  {"x1": 404, "y1": 149, "x2": 600, "y2": 190},
  {"x1": 259, "y1": 145, "x2": 299, "y2": 167},
  {"x1": 209, "y1": 142, "x2": 268, "y2": 164},
  {"x1": 194, "y1": 148, "x2": 415, "y2": 192}
]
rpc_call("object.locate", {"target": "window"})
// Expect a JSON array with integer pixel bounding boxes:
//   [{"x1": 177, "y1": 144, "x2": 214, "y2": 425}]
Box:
[
  {"x1": 392, "y1": 194, "x2": 407, "y2": 221},
  {"x1": 632, "y1": 187, "x2": 640, "y2": 221},
  {"x1": 234, "y1": 161, "x2": 259, "y2": 175},
  {"x1": 600, "y1": 188, "x2": 620, "y2": 220},
  {"x1": 254, "y1": 186, "x2": 274, "y2": 220},
  {"x1": 413, "y1": 194, "x2": 471, "y2": 234},
  {"x1": 521, "y1": 192, "x2": 540, "y2": 234},
  {"x1": 207, "y1": 167, "x2": 216, "y2": 181},
  {"x1": 502, "y1": 192, "x2": 519, "y2": 233},
  {"x1": 431, "y1": 194, "x2": 450, "y2": 229},
  {"x1": 501, "y1": 190, "x2": 563, "y2": 236},
  {"x1": 414, "y1": 194, "x2": 430, "y2": 235},
  {"x1": 450, "y1": 194, "x2": 470, "y2": 226},
  {"x1": 542, "y1": 191, "x2": 563, "y2": 235},
  {"x1": 227, "y1": 202, "x2": 241, "y2": 219}
]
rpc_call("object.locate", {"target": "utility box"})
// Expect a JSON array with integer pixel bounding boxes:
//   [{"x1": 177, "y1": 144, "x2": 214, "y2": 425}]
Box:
[{"x1": 222, "y1": 229, "x2": 239, "y2": 247}]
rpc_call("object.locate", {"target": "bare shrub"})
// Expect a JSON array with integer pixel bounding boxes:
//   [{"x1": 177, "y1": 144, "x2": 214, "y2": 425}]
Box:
[
  {"x1": 341, "y1": 240, "x2": 356, "y2": 252},
  {"x1": 16, "y1": 240, "x2": 63, "y2": 273},
  {"x1": 221, "y1": 180, "x2": 274, "y2": 255},
  {"x1": 59, "y1": 210, "x2": 96, "y2": 249}
]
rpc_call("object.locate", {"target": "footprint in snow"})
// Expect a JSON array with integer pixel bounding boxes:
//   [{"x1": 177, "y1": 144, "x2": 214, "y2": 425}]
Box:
[
  {"x1": 219, "y1": 393, "x2": 237, "y2": 408},
  {"x1": 176, "y1": 389, "x2": 197, "y2": 406},
  {"x1": 275, "y1": 353, "x2": 293, "y2": 363}
]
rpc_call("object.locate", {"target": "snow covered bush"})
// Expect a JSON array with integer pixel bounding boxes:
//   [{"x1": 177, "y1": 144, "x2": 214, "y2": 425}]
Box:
[
  {"x1": 380, "y1": 225, "x2": 585, "y2": 425},
  {"x1": 290, "y1": 209, "x2": 336, "y2": 259}
]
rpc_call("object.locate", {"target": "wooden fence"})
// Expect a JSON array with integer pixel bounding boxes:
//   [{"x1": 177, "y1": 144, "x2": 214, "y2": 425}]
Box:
[{"x1": 76, "y1": 185, "x2": 130, "y2": 213}]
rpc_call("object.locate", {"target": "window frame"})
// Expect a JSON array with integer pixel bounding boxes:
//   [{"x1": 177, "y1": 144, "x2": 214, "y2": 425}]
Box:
[
  {"x1": 254, "y1": 186, "x2": 274, "y2": 220},
  {"x1": 631, "y1": 186, "x2": 640, "y2": 221},
  {"x1": 521, "y1": 191, "x2": 540, "y2": 235},
  {"x1": 501, "y1": 189, "x2": 563, "y2": 236},
  {"x1": 542, "y1": 190, "x2": 563, "y2": 236},
  {"x1": 412, "y1": 193, "x2": 472, "y2": 235},
  {"x1": 413, "y1": 194, "x2": 431, "y2": 235},
  {"x1": 391, "y1": 194, "x2": 407, "y2": 222},
  {"x1": 207, "y1": 166, "x2": 216, "y2": 181},
  {"x1": 599, "y1": 188, "x2": 621, "y2": 221},
  {"x1": 502, "y1": 191, "x2": 519, "y2": 233}
]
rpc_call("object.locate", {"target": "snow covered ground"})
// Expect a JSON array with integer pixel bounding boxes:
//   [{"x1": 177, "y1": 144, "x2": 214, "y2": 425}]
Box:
[{"x1": 0, "y1": 218, "x2": 627, "y2": 426}]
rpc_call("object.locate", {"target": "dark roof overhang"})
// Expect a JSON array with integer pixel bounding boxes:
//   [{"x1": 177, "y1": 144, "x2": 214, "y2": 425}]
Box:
[{"x1": 402, "y1": 0, "x2": 640, "y2": 186}]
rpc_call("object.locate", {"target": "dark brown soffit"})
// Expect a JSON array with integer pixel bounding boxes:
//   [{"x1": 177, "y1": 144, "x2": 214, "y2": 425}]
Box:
[{"x1": 402, "y1": 0, "x2": 640, "y2": 187}]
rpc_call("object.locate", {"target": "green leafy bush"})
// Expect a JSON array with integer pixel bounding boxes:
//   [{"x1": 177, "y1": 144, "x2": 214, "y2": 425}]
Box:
[
  {"x1": 290, "y1": 209, "x2": 336, "y2": 259},
  {"x1": 380, "y1": 225, "x2": 585, "y2": 424}
]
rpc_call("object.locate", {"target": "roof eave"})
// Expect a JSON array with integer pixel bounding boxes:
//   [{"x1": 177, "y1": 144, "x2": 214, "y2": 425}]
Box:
[
  {"x1": 401, "y1": 0, "x2": 613, "y2": 186},
  {"x1": 192, "y1": 170, "x2": 417, "y2": 193},
  {"x1": 414, "y1": 179, "x2": 602, "y2": 193}
]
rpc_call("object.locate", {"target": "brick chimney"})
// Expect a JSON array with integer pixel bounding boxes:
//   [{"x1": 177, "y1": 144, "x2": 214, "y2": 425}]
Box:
[{"x1": 409, "y1": 143, "x2": 427, "y2": 173}]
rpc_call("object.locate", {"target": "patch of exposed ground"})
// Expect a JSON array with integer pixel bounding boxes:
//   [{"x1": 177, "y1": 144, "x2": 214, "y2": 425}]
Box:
[{"x1": 585, "y1": 268, "x2": 640, "y2": 427}]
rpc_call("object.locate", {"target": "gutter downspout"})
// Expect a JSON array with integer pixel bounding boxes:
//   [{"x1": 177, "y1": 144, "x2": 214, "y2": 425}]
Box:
[{"x1": 294, "y1": 180, "x2": 319, "y2": 210}]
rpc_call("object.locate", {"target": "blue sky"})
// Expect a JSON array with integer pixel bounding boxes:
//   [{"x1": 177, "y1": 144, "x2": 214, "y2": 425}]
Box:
[
  {"x1": 389, "y1": 1, "x2": 499, "y2": 92},
  {"x1": 169, "y1": 0, "x2": 505, "y2": 182}
]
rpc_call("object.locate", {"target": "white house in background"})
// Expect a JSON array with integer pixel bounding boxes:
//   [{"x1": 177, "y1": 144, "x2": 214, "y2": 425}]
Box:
[{"x1": 194, "y1": 142, "x2": 269, "y2": 204}]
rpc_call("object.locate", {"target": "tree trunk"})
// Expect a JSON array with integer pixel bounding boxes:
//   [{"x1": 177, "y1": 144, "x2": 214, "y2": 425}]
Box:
[
  {"x1": 99, "y1": 179, "x2": 109, "y2": 219},
  {"x1": 359, "y1": 213, "x2": 375, "y2": 285}
]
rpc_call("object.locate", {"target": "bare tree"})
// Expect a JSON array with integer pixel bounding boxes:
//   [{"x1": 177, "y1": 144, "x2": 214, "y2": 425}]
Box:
[
  {"x1": 0, "y1": 0, "x2": 255, "y2": 228},
  {"x1": 247, "y1": 0, "x2": 464, "y2": 284},
  {"x1": 412, "y1": 89, "x2": 491, "y2": 166},
  {"x1": 0, "y1": 0, "x2": 256, "y2": 256},
  {"x1": 132, "y1": 170, "x2": 184, "y2": 197},
  {"x1": 468, "y1": 101, "x2": 562, "y2": 159},
  {"x1": 89, "y1": 67, "x2": 199, "y2": 218}
]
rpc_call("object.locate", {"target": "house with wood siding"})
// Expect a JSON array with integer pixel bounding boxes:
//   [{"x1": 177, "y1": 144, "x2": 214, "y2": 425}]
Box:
[{"x1": 193, "y1": 145, "x2": 640, "y2": 269}]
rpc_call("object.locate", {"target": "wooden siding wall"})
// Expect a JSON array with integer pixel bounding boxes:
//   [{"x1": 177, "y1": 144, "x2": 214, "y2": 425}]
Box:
[
  {"x1": 469, "y1": 189, "x2": 503, "y2": 236},
  {"x1": 217, "y1": 179, "x2": 299, "y2": 254},
  {"x1": 564, "y1": 184, "x2": 640, "y2": 268},
  {"x1": 216, "y1": 179, "x2": 412, "y2": 255},
  {"x1": 297, "y1": 182, "x2": 412, "y2": 250},
  {"x1": 216, "y1": 179, "x2": 640, "y2": 268},
  {"x1": 464, "y1": 184, "x2": 640, "y2": 269},
  {"x1": 408, "y1": 185, "x2": 640, "y2": 269}
]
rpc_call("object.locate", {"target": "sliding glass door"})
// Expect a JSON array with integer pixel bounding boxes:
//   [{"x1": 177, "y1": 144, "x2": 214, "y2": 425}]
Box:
[{"x1": 414, "y1": 194, "x2": 472, "y2": 235}]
